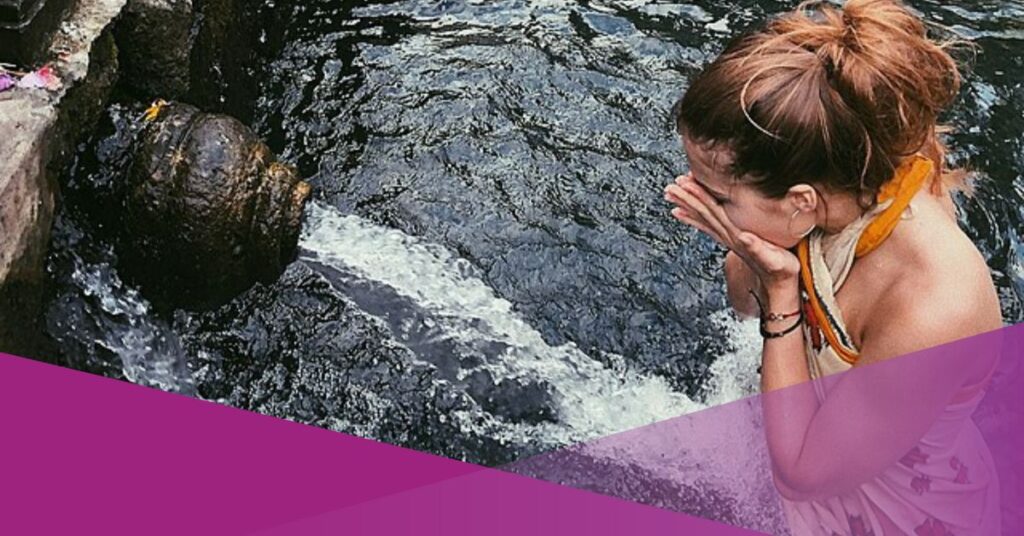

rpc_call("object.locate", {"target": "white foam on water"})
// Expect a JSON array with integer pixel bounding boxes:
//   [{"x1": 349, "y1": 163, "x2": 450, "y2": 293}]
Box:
[
  {"x1": 63, "y1": 253, "x2": 195, "y2": 395},
  {"x1": 701, "y1": 309, "x2": 764, "y2": 405},
  {"x1": 569, "y1": 311, "x2": 779, "y2": 532},
  {"x1": 298, "y1": 200, "x2": 714, "y2": 442}
]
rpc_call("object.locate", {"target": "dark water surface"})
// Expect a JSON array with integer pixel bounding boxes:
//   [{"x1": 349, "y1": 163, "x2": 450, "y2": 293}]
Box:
[{"x1": 42, "y1": 0, "x2": 1024, "y2": 511}]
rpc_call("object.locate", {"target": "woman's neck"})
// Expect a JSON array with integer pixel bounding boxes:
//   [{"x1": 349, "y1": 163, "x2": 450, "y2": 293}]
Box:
[{"x1": 816, "y1": 190, "x2": 870, "y2": 235}]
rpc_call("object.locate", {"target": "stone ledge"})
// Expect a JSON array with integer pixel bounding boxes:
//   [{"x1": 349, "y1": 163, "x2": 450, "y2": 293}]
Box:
[{"x1": 0, "y1": 0, "x2": 126, "y2": 358}]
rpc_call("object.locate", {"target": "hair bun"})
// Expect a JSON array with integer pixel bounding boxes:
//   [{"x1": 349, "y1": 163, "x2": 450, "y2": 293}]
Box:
[
  {"x1": 672, "y1": 0, "x2": 979, "y2": 206},
  {"x1": 839, "y1": 8, "x2": 862, "y2": 50}
]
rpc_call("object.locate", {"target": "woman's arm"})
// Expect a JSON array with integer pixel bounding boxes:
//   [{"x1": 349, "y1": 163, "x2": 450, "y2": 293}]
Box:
[
  {"x1": 724, "y1": 251, "x2": 763, "y2": 319},
  {"x1": 762, "y1": 279, "x2": 1000, "y2": 502}
]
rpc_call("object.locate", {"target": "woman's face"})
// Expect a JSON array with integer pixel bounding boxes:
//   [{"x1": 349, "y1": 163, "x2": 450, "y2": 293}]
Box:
[{"x1": 681, "y1": 134, "x2": 815, "y2": 250}]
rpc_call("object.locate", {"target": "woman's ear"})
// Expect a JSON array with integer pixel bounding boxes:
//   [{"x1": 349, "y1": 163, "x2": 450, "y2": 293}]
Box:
[{"x1": 786, "y1": 184, "x2": 818, "y2": 212}]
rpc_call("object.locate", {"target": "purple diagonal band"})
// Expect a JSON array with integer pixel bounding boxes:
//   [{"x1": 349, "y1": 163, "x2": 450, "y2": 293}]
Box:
[{"x1": 0, "y1": 351, "x2": 763, "y2": 535}]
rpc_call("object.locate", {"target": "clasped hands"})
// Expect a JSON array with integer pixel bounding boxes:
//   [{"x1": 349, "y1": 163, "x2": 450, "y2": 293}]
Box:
[{"x1": 663, "y1": 172, "x2": 801, "y2": 293}]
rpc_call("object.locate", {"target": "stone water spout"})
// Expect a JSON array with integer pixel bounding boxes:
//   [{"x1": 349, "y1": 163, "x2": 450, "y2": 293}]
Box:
[{"x1": 121, "y1": 102, "x2": 311, "y2": 310}]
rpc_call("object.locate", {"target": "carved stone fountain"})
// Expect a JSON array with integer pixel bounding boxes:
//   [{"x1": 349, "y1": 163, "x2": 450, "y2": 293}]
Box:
[{"x1": 121, "y1": 102, "x2": 313, "y2": 311}]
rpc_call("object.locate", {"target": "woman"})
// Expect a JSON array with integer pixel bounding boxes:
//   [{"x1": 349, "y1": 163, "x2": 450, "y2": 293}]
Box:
[{"x1": 663, "y1": 1, "x2": 1004, "y2": 534}]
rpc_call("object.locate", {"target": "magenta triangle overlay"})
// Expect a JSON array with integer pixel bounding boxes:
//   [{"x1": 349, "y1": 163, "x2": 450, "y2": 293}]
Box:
[
  {"x1": 0, "y1": 351, "x2": 765, "y2": 536},
  {"x1": 0, "y1": 353, "x2": 483, "y2": 534},
  {"x1": 2, "y1": 322, "x2": 1020, "y2": 535},
  {"x1": 250, "y1": 457, "x2": 766, "y2": 536}
]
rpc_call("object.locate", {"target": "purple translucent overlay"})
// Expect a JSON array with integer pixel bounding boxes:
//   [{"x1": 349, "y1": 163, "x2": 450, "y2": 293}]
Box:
[
  {"x1": 0, "y1": 322, "x2": 1019, "y2": 535},
  {"x1": 503, "y1": 323, "x2": 1022, "y2": 535},
  {"x1": 0, "y1": 351, "x2": 759, "y2": 535}
]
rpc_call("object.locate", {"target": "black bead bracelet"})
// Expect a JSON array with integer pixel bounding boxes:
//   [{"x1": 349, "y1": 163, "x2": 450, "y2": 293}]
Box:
[
  {"x1": 748, "y1": 288, "x2": 804, "y2": 338},
  {"x1": 759, "y1": 312, "x2": 804, "y2": 338}
]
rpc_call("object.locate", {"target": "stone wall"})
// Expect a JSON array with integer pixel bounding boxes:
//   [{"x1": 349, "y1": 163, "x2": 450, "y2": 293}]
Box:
[{"x1": 0, "y1": 0, "x2": 126, "y2": 359}]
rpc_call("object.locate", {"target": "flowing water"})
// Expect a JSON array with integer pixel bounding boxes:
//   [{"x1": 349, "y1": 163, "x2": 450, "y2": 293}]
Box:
[{"x1": 39, "y1": 0, "x2": 1024, "y2": 525}]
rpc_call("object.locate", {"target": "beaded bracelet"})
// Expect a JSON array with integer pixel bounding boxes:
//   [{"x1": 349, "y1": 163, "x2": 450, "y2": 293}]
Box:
[
  {"x1": 759, "y1": 312, "x2": 804, "y2": 338},
  {"x1": 747, "y1": 288, "x2": 804, "y2": 339},
  {"x1": 764, "y1": 310, "x2": 801, "y2": 321},
  {"x1": 747, "y1": 289, "x2": 801, "y2": 322}
]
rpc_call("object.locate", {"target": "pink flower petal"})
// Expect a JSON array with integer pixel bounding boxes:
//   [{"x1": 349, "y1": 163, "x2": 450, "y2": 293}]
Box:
[
  {"x1": 0, "y1": 73, "x2": 15, "y2": 92},
  {"x1": 16, "y1": 65, "x2": 62, "y2": 91}
]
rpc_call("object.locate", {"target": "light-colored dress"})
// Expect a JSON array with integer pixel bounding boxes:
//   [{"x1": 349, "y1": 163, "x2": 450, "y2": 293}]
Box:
[{"x1": 778, "y1": 155, "x2": 1002, "y2": 536}]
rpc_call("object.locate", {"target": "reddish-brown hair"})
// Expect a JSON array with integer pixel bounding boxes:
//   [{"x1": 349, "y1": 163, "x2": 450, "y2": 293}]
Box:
[{"x1": 672, "y1": 0, "x2": 978, "y2": 208}]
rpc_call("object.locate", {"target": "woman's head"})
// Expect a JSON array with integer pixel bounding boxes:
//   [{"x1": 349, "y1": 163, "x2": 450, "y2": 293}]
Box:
[{"x1": 671, "y1": 0, "x2": 975, "y2": 248}]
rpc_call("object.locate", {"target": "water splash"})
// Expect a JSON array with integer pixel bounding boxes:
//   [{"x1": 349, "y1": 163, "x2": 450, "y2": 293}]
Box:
[
  {"x1": 44, "y1": 216, "x2": 194, "y2": 396},
  {"x1": 298, "y1": 199, "x2": 719, "y2": 442},
  {"x1": 699, "y1": 310, "x2": 764, "y2": 406}
]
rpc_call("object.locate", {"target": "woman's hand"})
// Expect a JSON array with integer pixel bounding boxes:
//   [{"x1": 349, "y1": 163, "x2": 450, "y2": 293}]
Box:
[{"x1": 664, "y1": 172, "x2": 801, "y2": 291}]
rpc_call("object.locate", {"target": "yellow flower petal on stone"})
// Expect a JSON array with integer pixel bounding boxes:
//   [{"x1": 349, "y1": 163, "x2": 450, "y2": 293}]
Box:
[{"x1": 143, "y1": 99, "x2": 169, "y2": 122}]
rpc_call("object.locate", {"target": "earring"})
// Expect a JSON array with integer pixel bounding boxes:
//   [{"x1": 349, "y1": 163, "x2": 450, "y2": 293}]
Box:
[
  {"x1": 901, "y1": 200, "x2": 915, "y2": 220},
  {"x1": 788, "y1": 208, "x2": 816, "y2": 238}
]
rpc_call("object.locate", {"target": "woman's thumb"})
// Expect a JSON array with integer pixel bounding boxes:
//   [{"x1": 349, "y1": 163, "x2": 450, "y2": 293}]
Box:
[{"x1": 740, "y1": 233, "x2": 778, "y2": 267}]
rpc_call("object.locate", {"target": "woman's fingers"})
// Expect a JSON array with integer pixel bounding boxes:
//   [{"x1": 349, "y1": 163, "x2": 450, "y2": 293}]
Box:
[
  {"x1": 665, "y1": 184, "x2": 723, "y2": 242},
  {"x1": 669, "y1": 201, "x2": 725, "y2": 244},
  {"x1": 674, "y1": 174, "x2": 747, "y2": 242},
  {"x1": 677, "y1": 180, "x2": 744, "y2": 241},
  {"x1": 665, "y1": 185, "x2": 707, "y2": 225},
  {"x1": 665, "y1": 188, "x2": 706, "y2": 225},
  {"x1": 667, "y1": 178, "x2": 733, "y2": 234},
  {"x1": 737, "y1": 232, "x2": 801, "y2": 279},
  {"x1": 665, "y1": 184, "x2": 733, "y2": 248},
  {"x1": 671, "y1": 208, "x2": 725, "y2": 244},
  {"x1": 674, "y1": 171, "x2": 696, "y2": 187},
  {"x1": 667, "y1": 197, "x2": 728, "y2": 245},
  {"x1": 663, "y1": 187, "x2": 687, "y2": 208},
  {"x1": 665, "y1": 174, "x2": 745, "y2": 250},
  {"x1": 667, "y1": 175, "x2": 802, "y2": 282}
]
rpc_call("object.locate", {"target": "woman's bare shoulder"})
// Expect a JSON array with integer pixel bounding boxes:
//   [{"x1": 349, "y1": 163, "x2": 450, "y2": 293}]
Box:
[
  {"x1": 862, "y1": 211, "x2": 1003, "y2": 378},
  {"x1": 884, "y1": 218, "x2": 999, "y2": 327},
  {"x1": 882, "y1": 193, "x2": 996, "y2": 311}
]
